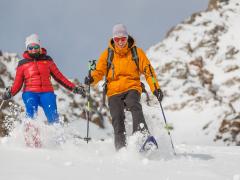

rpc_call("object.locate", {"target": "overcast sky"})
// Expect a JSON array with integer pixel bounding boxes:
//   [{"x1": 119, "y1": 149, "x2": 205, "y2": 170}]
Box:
[{"x1": 0, "y1": 0, "x2": 209, "y2": 81}]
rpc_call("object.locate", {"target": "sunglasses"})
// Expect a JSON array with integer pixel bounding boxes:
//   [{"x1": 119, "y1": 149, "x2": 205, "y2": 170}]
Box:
[
  {"x1": 113, "y1": 37, "x2": 127, "y2": 43},
  {"x1": 28, "y1": 45, "x2": 40, "y2": 50}
]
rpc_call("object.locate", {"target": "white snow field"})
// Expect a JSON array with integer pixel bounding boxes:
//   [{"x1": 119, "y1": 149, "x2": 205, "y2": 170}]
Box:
[
  {"x1": 0, "y1": 103, "x2": 240, "y2": 180},
  {"x1": 0, "y1": 135, "x2": 240, "y2": 180}
]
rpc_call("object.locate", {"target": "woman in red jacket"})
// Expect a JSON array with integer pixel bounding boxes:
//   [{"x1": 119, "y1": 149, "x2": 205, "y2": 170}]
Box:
[{"x1": 2, "y1": 34, "x2": 85, "y2": 124}]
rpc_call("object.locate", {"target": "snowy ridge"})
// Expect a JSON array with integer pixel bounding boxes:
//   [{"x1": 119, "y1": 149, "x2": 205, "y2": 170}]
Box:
[{"x1": 147, "y1": 0, "x2": 240, "y2": 145}]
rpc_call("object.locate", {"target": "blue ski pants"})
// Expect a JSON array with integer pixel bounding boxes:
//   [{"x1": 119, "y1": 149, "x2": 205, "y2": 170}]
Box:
[{"x1": 22, "y1": 92, "x2": 59, "y2": 124}]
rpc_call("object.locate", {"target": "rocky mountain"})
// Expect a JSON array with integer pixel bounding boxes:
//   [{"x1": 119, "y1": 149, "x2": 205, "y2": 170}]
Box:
[{"x1": 147, "y1": 0, "x2": 240, "y2": 145}]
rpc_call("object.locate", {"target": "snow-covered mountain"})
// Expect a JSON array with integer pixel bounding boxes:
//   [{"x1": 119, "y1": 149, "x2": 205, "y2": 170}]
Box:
[{"x1": 147, "y1": 0, "x2": 240, "y2": 145}]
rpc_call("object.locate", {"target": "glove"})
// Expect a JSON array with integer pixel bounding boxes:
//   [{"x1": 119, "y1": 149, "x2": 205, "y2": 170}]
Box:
[
  {"x1": 153, "y1": 89, "x2": 163, "y2": 102},
  {"x1": 73, "y1": 85, "x2": 86, "y2": 98},
  {"x1": 84, "y1": 76, "x2": 94, "y2": 85},
  {"x1": 2, "y1": 87, "x2": 12, "y2": 100}
]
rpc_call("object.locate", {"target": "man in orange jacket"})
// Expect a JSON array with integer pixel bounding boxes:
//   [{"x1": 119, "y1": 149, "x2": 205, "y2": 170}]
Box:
[{"x1": 85, "y1": 24, "x2": 163, "y2": 150}]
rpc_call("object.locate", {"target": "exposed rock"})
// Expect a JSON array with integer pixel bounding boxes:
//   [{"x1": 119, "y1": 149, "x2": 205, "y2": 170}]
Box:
[
  {"x1": 0, "y1": 77, "x2": 4, "y2": 88},
  {"x1": 224, "y1": 65, "x2": 239, "y2": 73},
  {"x1": 200, "y1": 69, "x2": 213, "y2": 85},
  {"x1": 208, "y1": 0, "x2": 230, "y2": 10},
  {"x1": 225, "y1": 46, "x2": 239, "y2": 59},
  {"x1": 189, "y1": 57, "x2": 203, "y2": 69},
  {"x1": 161, "y1": 61, "x2": 188, "y2": 79},
  {"x1": 0, "y1": 113, "x2": 8, "y2": 137},
  {"x1": 0, "y1": 61, "x2": 6, "y2": 74},
  {"x1": 184, "y1": 87, "x2": 199, "y2": 96},
  {"x1": 215, "y1": 116, "x2": 240, "y2": 145},
  {"x1": 185, "y1": 12, "x2": 202, "y2": 24},
  {"x1": 165, "y1": 26, "x2": 183, "y2": 39}
]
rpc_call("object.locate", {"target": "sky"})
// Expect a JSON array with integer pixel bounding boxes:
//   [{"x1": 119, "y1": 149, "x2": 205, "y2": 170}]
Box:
[{"x1": 0, "y1": 0, "x2": 209, "y2": 81}]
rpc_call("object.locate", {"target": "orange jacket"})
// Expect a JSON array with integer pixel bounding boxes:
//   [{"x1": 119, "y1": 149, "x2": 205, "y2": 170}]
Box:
[{"x1": 91, "y1": 36, "x2": 160, "y2": 97}]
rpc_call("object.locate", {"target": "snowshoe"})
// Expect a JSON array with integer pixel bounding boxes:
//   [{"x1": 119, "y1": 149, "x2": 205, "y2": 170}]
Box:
[
  {"x1": 24, "y1": 122, "x2": 42, "y2": 148},
  {"x1": 140, "y1": 135, "x2": 158, "y2": 153}
]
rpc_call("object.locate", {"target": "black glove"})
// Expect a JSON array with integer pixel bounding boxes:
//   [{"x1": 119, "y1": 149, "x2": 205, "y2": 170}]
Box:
[
  {"x1": 84, "y1": 76, "x2": 94, "y2": 85},
  {"x1": 153, "y1": 89, "x2": 163, "y2": 102},
  {"x1": 73, "y1": 85, "x2": 86, "y2": 98},
  {"x1": 2, "y1": 87, "x2": 12, "y2": 100}
]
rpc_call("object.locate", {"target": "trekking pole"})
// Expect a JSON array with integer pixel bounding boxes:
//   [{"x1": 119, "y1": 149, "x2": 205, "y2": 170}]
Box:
[
  {"x1": 84, "y1": 60, "x2": 96, "y2": 143},
  {"x1": 148, "y1": 65, "x2": 176, "y2": 155},
  {"x1": 0, "y1": 100, "x2": 5, "y2": 110}
]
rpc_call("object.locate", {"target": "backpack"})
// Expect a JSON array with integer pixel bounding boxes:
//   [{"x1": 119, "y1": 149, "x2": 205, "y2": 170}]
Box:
[{"x1": 102, "y1": 46, "x2": 149, "y2": 105}]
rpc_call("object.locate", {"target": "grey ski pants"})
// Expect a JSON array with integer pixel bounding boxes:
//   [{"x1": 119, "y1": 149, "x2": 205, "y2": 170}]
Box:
[{"x1": 108, "y1": 90, "x2": 149, "y2": 150}]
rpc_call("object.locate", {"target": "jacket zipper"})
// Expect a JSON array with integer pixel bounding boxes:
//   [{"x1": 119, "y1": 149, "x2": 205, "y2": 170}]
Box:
[{"x1": 34, "y1": 59, "x2": 43, "y2": 89}]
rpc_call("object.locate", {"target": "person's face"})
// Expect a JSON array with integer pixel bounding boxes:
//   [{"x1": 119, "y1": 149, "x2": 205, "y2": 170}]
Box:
[
  {"x1": 27, "y1": 43, "x2": 40, "y2": 54},
  {"x1": 113, "y1": 36, "x2": 128, "y2": 48}
]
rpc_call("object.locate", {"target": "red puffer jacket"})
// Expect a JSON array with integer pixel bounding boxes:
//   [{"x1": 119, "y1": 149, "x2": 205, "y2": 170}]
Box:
[{"x1": 10, "y1": 48, "x2": 75, "y2": 96}]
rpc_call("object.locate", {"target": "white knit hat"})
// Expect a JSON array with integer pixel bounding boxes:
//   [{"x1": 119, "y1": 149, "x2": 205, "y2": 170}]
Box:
[
  {"x1": 25, "y1": 34, "x2": 41, "y2": 49},
  {"x1": 112, "y1": 24, "x2": 128, "y2": 38}
]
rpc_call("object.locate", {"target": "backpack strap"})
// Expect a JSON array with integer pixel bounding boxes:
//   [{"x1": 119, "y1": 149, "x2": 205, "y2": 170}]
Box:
[
  {"x1": 106, "y1": 48, "x2": 114, "y2": 77},
  {"x1": 102, "y1": 48, "x2": 114, "y2": 106},
  {"x1": 130, "y1": 46, "x2": 140, "y2": 71},
  {"x1": 131, "y1": 46, "x2": 149, "y2": 100}
]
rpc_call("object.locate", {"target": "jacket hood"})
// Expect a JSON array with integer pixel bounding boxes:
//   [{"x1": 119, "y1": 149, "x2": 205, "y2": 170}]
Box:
[{"x1": 23, "y1": 48, "x2": 47, "y2": 59}]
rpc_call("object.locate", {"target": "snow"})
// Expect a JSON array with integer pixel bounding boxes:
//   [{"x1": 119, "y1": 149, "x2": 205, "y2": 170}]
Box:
[
  {"x1": 0, "y1": 136, "x2": 240, "y2": 180},
  {"x1": 0, "y1": 101, "x2": 240, "y2": 180}
]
